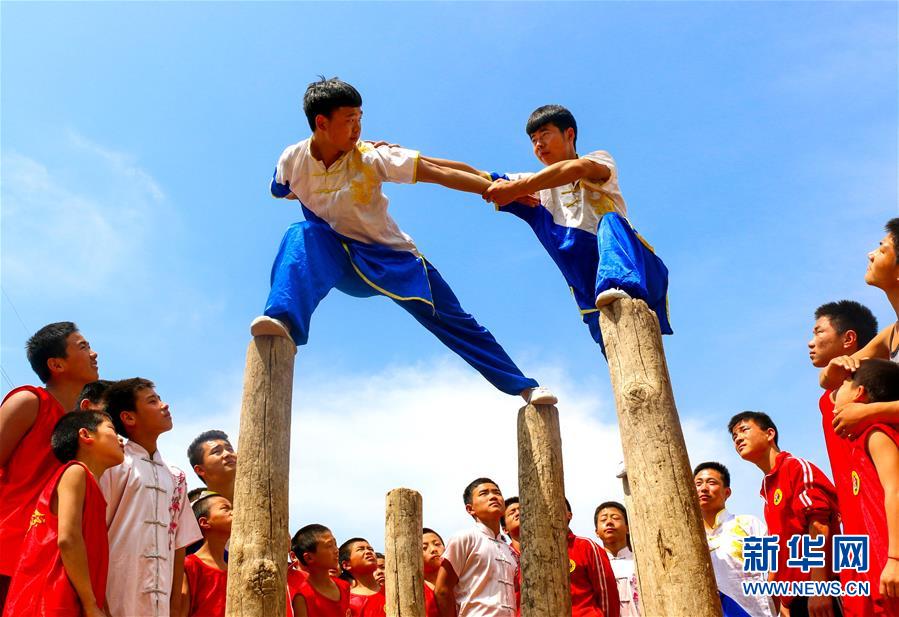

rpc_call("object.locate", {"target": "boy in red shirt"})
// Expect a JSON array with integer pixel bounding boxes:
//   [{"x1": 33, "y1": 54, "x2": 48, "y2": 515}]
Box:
[
  {"x1": 729, "y1": 411, "x2": 840, "y2": 617},
  {"x1": 565, "y1": 499, "x2": 620, "y2": 617},
  {"x1": 338, "y1": 537, "x2": 381, "y2": 616},
  {"x1": 290, "y1": 524, "x2": 352, "y2": 617},
  {"x1": 181, "y1": 490, "x2": 232, "y2": 617},
  {"x1": 3, "y1": 410, "x2": 124, "y2": 617},
  {"x1": 0, "y1": 322, "x2": 99, "y2": 608},
  {"x1": 836, "y1": 360, "x2": 899, "y2": 616}
]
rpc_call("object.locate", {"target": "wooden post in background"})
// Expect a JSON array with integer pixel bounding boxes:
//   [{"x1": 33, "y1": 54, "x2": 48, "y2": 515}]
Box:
[
  {"x1": 225, "y1": 336, "x2": 296, "y2": 617},
  {"x1": 517, "y1": 403, "x2": 572, "y2": 617},
  {"x1": 384, "y1": 488, "x2": 426, "y2": 617},
  {"x1": 600, "y1": 298, "x2": 721, "y2": 617}
]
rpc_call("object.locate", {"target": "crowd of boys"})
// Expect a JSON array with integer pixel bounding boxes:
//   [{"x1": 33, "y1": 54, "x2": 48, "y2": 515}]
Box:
[{"x1": 0, "y1": 70, "x2": 896, "y2": 617}]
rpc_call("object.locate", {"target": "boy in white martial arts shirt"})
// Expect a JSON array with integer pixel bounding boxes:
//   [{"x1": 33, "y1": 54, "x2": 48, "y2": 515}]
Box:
[
  {"x1": 435, "y1": 478, "x2": 518, "y2": 617},
  {"x1": 101, "y1": 378, "x2": 202, "y2": 617}
]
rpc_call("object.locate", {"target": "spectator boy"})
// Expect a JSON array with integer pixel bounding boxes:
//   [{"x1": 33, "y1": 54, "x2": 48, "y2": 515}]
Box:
[
  {"x1": 187, "y1": 430, "x2": 237, "y2": 505},
  {"x1": 180, "y1": 490, "x2": 232, "y2": 617},
  {"x1": 565, "y1": 498, "x2": 619, "y2": 617},
  {"x1": 338, "y1": 537, "x2": 380, "y2": 616},
  {"x1": 290, "y1": 524, "x2": 351, "y2": 617},
  {"x1": 595, "y1": 502, "x2": 640, "y2": 617}
]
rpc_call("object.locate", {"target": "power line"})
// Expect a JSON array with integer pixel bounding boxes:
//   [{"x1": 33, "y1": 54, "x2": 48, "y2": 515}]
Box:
[
  {"x1": 0, "y1": 366, "x2": 15, "y2": 391},
  {"x1": 1, "y1": 286, "x2": 30, "y2": 336}
]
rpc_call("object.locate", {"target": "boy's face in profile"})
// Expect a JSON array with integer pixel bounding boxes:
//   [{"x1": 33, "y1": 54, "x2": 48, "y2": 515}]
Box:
[
  {"x1": 529, "y1": 123, "x2": 575, "y2": 166},
  {"x1": 834, "y1": 377, "x2": 864, "y2": 409},
  {"x1": 317, "y1": 106, "x2": 362, "y2": 152},
  {"x1": 123, "y1": 387, "x2": 173, "y2": 436},
  {"x1": 808, "y1": 316, "x2": 850, "y2": 368},
  {"x1": 197, "y1": 439, "x2": 237, "y2": 485},
  {"x1": 86, "y1": 417, "x2": 126, "y2": 467},
  {"x1": 865, "y1": 233, "x2": 899, "y2": 290},
  {"x1": 305, "y1": 531, "x2": 340, "y2": 571},
  {"x1": 374, "y1": 556, "x2": 385, "y2": 587},
  {"x1": 50, "y1": 331, "x2": 99, "y2": 383},
  {"x1": 465, "y1": 482, "x2": 505, "y2": 523},
  {"x1": 200, "y1": 496, "x2": 233, "y2": 536},
  {"x1": 731, "y1": 420, "x2": 774, "y2": 461}
]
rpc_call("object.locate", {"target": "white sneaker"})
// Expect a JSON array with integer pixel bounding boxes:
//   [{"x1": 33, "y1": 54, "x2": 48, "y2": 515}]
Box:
[
  {"x1": 250, "y1": 316, "x2": 293, "y2": 341},
  {"x1": 527, "y1": 386, "x2": 558, "y2": 406},
  {"x1": 595, "y1": 288, "x2": 630, "y2": 308}
]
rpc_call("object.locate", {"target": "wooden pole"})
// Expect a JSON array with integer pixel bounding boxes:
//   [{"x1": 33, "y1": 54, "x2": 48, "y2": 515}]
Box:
[
  {"x1": 517, "y1": 403, "x2": 572, "y2": 617},
  {"x1": 384, "y1": 488, "x2": 426, "y2": 617},
  {"x1": 225, "y1": 336, "x2": 296, "y2": 617},
  {"x1": 600, "y1": 298, "x2": 721, "y2": 617}
]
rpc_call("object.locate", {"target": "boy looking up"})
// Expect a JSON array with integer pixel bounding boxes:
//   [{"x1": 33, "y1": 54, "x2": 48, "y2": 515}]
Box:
[
  {"x1": 501, "y1": 497, "x2": 521, "y2": 555},
  {"x1": 564, "y1": 498, "x2": 620, "y2": 617},
  {"x1": 0, "y1": 322, "x2": 98, "y2": 606},
  {"x1": 475, "y1": 105, "x2": 671, "y2": 354},
  {"x1": 180, "y1": 491, "x2": 232, "y2": 617},
  {"x1": 101, "y1": 378, "x2": 202, "y2": 617},
  {"x1": 729, "y1": 412, "x2": 840, "y2": 617},
  {"x1": 835, "y1": 360, "x2": 899, "y2": 615},
  {"x1": 187, "y1": 430, "x2": 237, "y2": 504},
  {"x1": 3, "y1": 411, "x2": 123, "y2": 617},
  {"x1": 290, "y1": 524, "x2": 351, "y2": 617},
  {"x1": 436, "y1": 478, "x2": 518, "y2": 617},
  {"x1": 337, "y1": 537, "x2": 380, "y2": 616},
  {"x1": 253, "y1": 77, "x2": 554, "y2": 406}
]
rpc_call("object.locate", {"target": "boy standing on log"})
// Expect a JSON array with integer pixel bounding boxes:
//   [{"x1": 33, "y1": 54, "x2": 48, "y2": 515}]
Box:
[{"x1": 252, "y1": 77, "x2": 555, "y2": 406}]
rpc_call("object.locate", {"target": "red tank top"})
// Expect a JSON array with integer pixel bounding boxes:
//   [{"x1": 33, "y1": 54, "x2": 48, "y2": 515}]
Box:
[
  {"x1": 2, "y1": 461, "x2": 109, "y2": 617},
  {"x1": 358, "y1": 585, "x2": 439, "y2": 617},
  {"x1": 184, "y1": 553, "x2": 227, "y2": 617},
  {"x1": 295, "y1": 577, "x2": 352, "y2": 617},
  {"x1": 0, "y1": 386, "x2": 65, "y2": 576}
]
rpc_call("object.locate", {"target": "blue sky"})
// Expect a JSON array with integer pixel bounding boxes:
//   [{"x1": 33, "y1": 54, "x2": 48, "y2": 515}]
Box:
[{"x1": 2, "y1": 3, "x2": 897, "y2": 545}]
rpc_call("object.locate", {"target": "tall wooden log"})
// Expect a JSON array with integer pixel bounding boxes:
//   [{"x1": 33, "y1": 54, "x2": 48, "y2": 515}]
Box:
[
  {"x1": 600, "y1": 298, "x2": 721, "y2": 617},
  {"x1": 225, "y1": 336, "x2": 296, "y2": 617},
  {"x1": 517, "y1": 403, "x2": 572, "y2": 617},
  {"x1": 384, "y1": 488, "x2": 426, "y2": 617}
]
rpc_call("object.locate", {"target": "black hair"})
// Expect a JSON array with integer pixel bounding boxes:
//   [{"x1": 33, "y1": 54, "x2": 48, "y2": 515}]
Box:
[
  {"x1": 187, "y1": 487, "x2": 207, "y2": 502},
  {"x1": 852, "y1": 359, "x2": 899, "y2": 403},
  {"x1": 338, "y1": 537, "x2": 369, "y2": 581},
  {"x1": 693, "y1": 461, "x2": 731, "y2": 488},
  {"x1": 375, "y1": 552, "x2": 385, "y2": 560},
  {"x1": 77, "y1": 379, "x2": 113, "y2": 410},
  {"x1": 500, "y1": 496, "x2": 519, "y2": 529},
  {"x1": 728, "y1": 411, "x2": 779, "y2": 448},
  {"x1": 887, "y1": 218, "x2": 899, "y2": 264},
  {"x1": 191, "y1": 490, "x2": 223, "y2": 522},
  {"x1": 422, "y1": 527, "x2": 444, "y2": 544},
  {"x1": 526, "y1": 105, "x2": 578, "y2": 147},
  {"x1": 50, "y1": 410, "x2": 111, "y2": 463},
  {"x1": 291, "y1": 524, "x2": 331, "y2": 566},
  {"x1": 187, "y1": 430, "x2": 232, "y2": 479},
  {"x1": 26, "y1": 322, "x2": 78, "y2": 383},
  {"x1": 104, "y1": 378, "x2": 155, "y2": 437},
  {"x1": 564, "y1": 497, "x2": 572, "y2": 514},
  {"x1": 463, "y1": 477, "x2": 499, "y2": 506},
  {"x1": 303, "y1": 77, "x2": 362, "y2": 132},
  {"x1": 594, "y1": 501, "x2": 628, "y2": 529},
  {"x1": 814, "y1": 301, "x2": 879, "y2": 349}
]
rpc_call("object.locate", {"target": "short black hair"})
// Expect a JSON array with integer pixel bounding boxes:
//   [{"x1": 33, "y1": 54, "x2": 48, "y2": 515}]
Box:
[
  {"x1": 187, "y1": 430, "x2": 232, "y2": 478},
  {"x1": 887, "y1": 218, "x2": 899, "y2": 264},
  {"x1": 291, "y1": 524, "x2": 331, "y2": 566},
  {"x1": 500, "y1": 496, "x2": 519, "y2": 529},
  {"x1": 594, "y1": 501, "x2": 627, "y2": 529},
  {"x1": 303, "y1": 77, "x2": 362, "y2": 132},
  {"x1": 526, "y1": 105, "x2": 577, "y2": 147},
  {"x1": 191, "y1": 490, "x2": 222, "y2": 521},
  {"x1": 422, "y1": 527, "x2": 444, "y2": 544},
  {"x1": 105, "y1": 378, "x2": 155, "y2": 437},
  {"x1": 50, "y1": 411, "x2": 110, "y2": 463},
  {"x1": 728, "y1": 411, "x2": 779, "y2": 448},
  {"x1": 564, "y1": 497, "x2": 572, "y2": 514},
  {"x1": 814, "y1": 301, "x2": 878, "y2": 349},
  {"x1": 78, "y1": 380, "x2": 113, "y2": 409},
  {"x1": 26, "y1": 322, "x2": 78, "y2": 383},
  {"x1": 375, "y1": 552, "x2": 384, "y2": 560},
  {"x1": 463, "y1": 477, "x2": 499, "y2": 506},
  {"x1": 693, "y1": 461, "x2": 731, "y2": 488},
  {"x1": 338, "y1": 537, "x2": 368, "y2": 581},
  {"x1": 852, "y1": 359, "x2": 899, "y2": 403},
  {"x1": 187, "y1": 487, "x2": 207, "y2": 502}
]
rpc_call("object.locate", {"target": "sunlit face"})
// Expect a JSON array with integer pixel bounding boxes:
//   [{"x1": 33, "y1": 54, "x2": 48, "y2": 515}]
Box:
[
  {"x1": 466, "y1": 483, "x2": 505, "y2": 523},
  {"x1": 731, "y1": 420, "x2": 775, "y2": 461},
  {"x1": 422, "y1": 532, "x2": 445, "y2": 574},
  {"x1": 51, "y1": 332, "x2": 99, "y2": 383},
  {"x1": 808, "y1": 316, "x2": 853, "y2": 368},
  {"x1": 865, "y1": 233, "x2": 899, "y2": 290},
  {"x1": 196, "y1": 439, "x2": 237, "y2": 486},
  {"x1": 306, "y1": 531, "x2": 340, "y2": 571},
  {"x1": 374, "y1": 556, "x2": 385, "y2": 587},
  {"x1": 694, "y1": 469, "x2": 731, "y2": 515},
  {"x1": 317, "y1": 106, "x2": 362, "y2": 152},
  {"x1": 503, "y1": 502, "x2": 521, "y2": 538},
  {"x1": 87, "y1": 418, "x2": 125, "y2": 466},
  {"x1": 595, "y1": 507, "x2": 628, "y2": 547},
  {"x1": 123, "y1": 388, "x2": 172, "y2": 435},
  {"x1": 200, "y1": 496, "x2": 233, "y2": 535},
  {"x1": 343, "y1": 540, "x2": 377, "y2": 575},
  {"x1": 529, "y1": 123, "x2": 575, "y2": 166}
]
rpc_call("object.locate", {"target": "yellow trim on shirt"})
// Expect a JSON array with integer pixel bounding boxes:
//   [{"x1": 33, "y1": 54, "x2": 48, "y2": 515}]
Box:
[
  {"x1": 341, "y1": 243, "x2": 435, "y2": 308},
  {"x1": 411, "y1": 152, "x2": 421, "y2": 184}
]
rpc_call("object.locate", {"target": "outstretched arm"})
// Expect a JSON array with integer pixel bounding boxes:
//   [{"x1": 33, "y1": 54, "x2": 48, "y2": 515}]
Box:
[
  {"x1": 819, "y1": 326, "x2": 891, "y2": 388},
  {"x1": 484, "y1": 158, "x2": 610, "y2": 207},
  {"x1": 416, "y1": 158, "x2": 491, "y2": 195},
  {"x1": 420, "y1": 156, "x2": 492, "y2": 180}
]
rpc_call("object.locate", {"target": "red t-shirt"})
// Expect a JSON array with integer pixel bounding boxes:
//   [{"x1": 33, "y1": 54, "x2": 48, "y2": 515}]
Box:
[
  {"x1": 843, "y1": 423, "x2": 899, "y2": 617},
  {"x1": 295, "y1": 577, "x2": 352, "y2": 617},
  {"x1": 0, "y1": 386, "x2": 65, "y2": 576},
  {"x1": 2, "y1": 461, "x2": 109, "y2": 617},
  {"x1": 358, "y1": 585, "x2": 439, "y2": 617},
  {"x1": 568, "y1": 531, "x2": 620, "y2": 617},
  {"x1": 184, "y1": 553, "x2": 227, "y2": 617},
  {"x1": 760, "y1": 450, "x2": 839, "y2": 608}
]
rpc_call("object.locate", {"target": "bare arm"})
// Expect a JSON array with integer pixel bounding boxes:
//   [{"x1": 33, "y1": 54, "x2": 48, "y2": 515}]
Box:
[
  {"x1": 833, "y1": 399, "x2": 899, "y2": 436},
  {"x1": 416, "y1": 159, "x2": 491, "y2": 195},
  {"x1": 0, "y1": 390, "x2": 39, "y2": 467},
  {"x1": 420, "y1": 156, "x2": 491, "y2": 180},
  {"x1": 57, "y1": 465, "x2": 105, "y2": 617},
  {"x1": 292, "y1": 594, "x2": 308, "y2": 617},
  {"x1": 820, "y1": 326, "x2": 891, "y2": 388},
  {"x1": 434, "y1": 561, "x2": 459, "y2": 617},
  {"x1": 805, "y1": 518, "x2": 835, "y2": 617},
  {"x1": 170, "y1": 547, "x2": 186, "y2": 616},
  {"x1": 868, "y1": 430, "x2": 899, "y2": 599},
  {"x1": 179, "y1": 567, "x2": 191, "y2": 617},
  {"x1": 483, "y1": 158, "x2": 610, "y2": 207}
]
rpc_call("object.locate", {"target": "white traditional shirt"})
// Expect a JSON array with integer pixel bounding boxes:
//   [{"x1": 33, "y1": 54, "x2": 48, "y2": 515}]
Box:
[
  {"x1": 507, "y1": 150, "x2": 627, "y2": 234},
  {"x1": 705, "y1": 509, "x2": 776, "y2": 617},
  {"x1": 100, "y1": 441, "x2": 202, "y2": 617},
  {"x1": 442, "y1": 521, "x2": 518, "y2": 617},
  {"x1": 604, "y1": 545, "x2": 641, "y2": 617},
  {"x1": 273, "y1": 138, "x2": 421, "y2": 252}
]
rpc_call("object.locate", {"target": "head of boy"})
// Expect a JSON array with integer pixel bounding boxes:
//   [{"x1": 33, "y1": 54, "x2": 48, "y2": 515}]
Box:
[
  {"x1": 693, "y1": 462, "x2": 731, "y2": 515},
  {"x1": 187, "y1": 430, "x2": 236, "y2": 487},
  {"x1": 594, "y1": 501, "x2": 629, "y2": 549},
  {"x1": 51, "y1": 410, "x2": 124, "y2": 467},
  {"x1": 26, "y1": 322, "x2": 98, "y2": 385},
  {"x1": 463, "y1": 477, "x2": 505, "y2": 524},
  {"x1": 192, "y1": 491, "x2": 232, "y2": 538},
  {"x1": 374, "y1": 553, "x2": 386, "y2": 587},
  {"x1": 291, "y1": 524, "x2": 339, "y2": 571},
  {"x1": 338, "y1": 537, "x2": 377, "y2": 578},
  {"x1": 500, "y1": 496, "x2": 520, "y2": 539},
  {"x1": 809, "y1": 301, "x2": 878, "y2": 368},
  {"x1": 105, "y1": 378, "x2": 172, "y2": 440},
  {"x1": 304, "y1": 77, "x2": 362, "y2": 152},
  {"x1": 526, "y1": 105, "x2": 578, "y2": 166},
  {"x1": 77, "y1": 379, "x2": 113, "y2": 412},
  {"x1": 834, "y1": 359, "x2": 899, "y2": 410},
  {"x1": 422, "y1": 528, "x2": 445, "y2": 574},
  {"x1": 728, "y1": 411, "x2": 779, "y2": 463},
  {"x1": 866, "y1": 218, "x2": 899, "y2": 291}
]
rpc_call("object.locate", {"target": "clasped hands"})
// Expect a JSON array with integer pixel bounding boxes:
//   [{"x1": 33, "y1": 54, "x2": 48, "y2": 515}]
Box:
[{"x1": 482, "y1": 178, "x2": 540, "y2": 208}]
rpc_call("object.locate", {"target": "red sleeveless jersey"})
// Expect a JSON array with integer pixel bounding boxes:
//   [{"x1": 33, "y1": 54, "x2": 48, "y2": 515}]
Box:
[
  {"x1": 358, "y1": 585, "x2": 439, "y2": 617},
  {"x1": 184, "y1": 553, "x2": 227, "y2": 617},
  {"x1": 2, "y1": 461, "x2": 109, "y2": 617},
  {"x1": 295, "y1": 577, "x2": 352, "y2": 617},
  {"x1": 0, "y1": 386, "x2": 65, "y2": 576}
]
